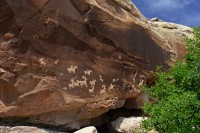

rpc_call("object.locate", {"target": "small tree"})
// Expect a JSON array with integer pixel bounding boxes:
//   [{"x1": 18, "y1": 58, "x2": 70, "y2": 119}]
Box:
[{"x1": 142, "y1": 27, "x2": 200, "y2": 133}]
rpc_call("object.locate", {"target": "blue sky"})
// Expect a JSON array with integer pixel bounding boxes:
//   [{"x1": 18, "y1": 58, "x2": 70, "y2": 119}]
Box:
[{"x1": 132, "y1": 0, "x2": 200, "y2": 26}]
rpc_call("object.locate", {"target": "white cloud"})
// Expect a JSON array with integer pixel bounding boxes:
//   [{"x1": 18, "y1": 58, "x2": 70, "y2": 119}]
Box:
[{"x1": 146, "y1": 0, "x2": 194, "y2": 12}]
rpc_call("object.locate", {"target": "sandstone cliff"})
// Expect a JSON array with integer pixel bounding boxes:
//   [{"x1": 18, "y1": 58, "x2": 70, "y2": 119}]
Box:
[{"x1": 0, "y1": 0, "x2": 192, "y2": 130}]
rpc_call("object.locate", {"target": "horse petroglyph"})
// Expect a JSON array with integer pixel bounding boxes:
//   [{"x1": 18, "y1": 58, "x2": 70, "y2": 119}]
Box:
[
  {"x1": 84, "y1": 69, "x2": 92, "y2": 76},
  {"x1": 67, "y1": 65, "x2": 78, "y2": 74}
]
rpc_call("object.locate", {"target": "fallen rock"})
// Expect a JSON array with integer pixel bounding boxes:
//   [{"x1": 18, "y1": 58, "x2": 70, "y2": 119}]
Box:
[
  {"x1": 74, "y1": 126, "x2": 98, "y2": 133},
  {"x1": 0, "y1": 0, "x2": 192, "y2": 130},
  {"x1": 110, "y1": 117, "x2": 147, "y2": 133}
]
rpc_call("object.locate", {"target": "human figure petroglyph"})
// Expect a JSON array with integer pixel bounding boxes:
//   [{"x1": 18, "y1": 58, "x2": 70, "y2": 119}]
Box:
[
  {"x1": 99, "y1": 75, "x2": 103, "y2": 82},
  {"x1": 100, "y1": 85, "x2": 106, "y2": 94},
  {"x1": 84, "y1": 69, "x2": 92, "y2": 76},
  {"x1": 78, "y1": 76, "x2": 88, "y2": 88},
  {"x1": 67, "y1": 65, "x2": 78, "y2": 74},
  {"x1": 39, "y1": 58, "x2": 46, "y2": 67}
]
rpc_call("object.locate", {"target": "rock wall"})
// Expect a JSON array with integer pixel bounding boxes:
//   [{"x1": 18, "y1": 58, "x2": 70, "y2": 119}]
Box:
[{"x1": 0, "y1": 0, "x2": 192, "y2": 130}]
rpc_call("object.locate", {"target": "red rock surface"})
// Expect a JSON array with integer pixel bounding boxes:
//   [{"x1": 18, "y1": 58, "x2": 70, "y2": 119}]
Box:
[{"x1": 0, "y1": 0, "x2": 192, "y2": 129}]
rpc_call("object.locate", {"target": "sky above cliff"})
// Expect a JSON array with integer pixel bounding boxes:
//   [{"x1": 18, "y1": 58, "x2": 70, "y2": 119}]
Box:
[{"x1": 132, "y1": 0, "x2": 200, "y2": 26}]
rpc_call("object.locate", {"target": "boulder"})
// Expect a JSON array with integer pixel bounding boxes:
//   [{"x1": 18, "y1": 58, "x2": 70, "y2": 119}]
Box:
[
  {"x1": 0, "y1": 0, "x2": 192, "y2": 130},
  {"x1": 110, "y1": 117, "x2": 147, "y2": 133},
  {"x1": 74, "y1": 126, "x2": 98, "y2": 133}
]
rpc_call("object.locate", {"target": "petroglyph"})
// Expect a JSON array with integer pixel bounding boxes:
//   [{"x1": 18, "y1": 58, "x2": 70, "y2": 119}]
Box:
[
  {"x1": 99, "y1": 75, "x2": 103, "y2": 82},
  {"x1": 100, "y1": 85, "x2": 106, "y2": 94},
  {"x1": 112, "y1": 78, "x2": 119, "y2": 83},
  {"x1": 138, "y1": 79, "x2": 144, "y2": 87},
  {"x1": 139, "y1": 75, "x2": 146, "y2": 79},
  {"x1": 89, "y1": 86, "x2": 95, "y2": 93},
  {"x1": 39, "y1": 58, "x2": 46, "y2": 67},
  {"x1": 54, "y1": 59, "x2": 60, "y2": 64},
  {"x1": 88, "y1": 79, "x2": 96, "y2": 93},
  {"x1": 68, "y1": 82, "x2": 74, "y2": 89},
  {"x1": 67, "y1": 65, "x2": 78, "y2": 74},
  {"x1": 132, "y1": 69, "x2": 138, "y2": 84},
  {"x1": 63, "y1": 87, "x2": 68, "y2": 90},
  {"x1": 74, "y1": 80, "x2": 80, "y2": 87},
  {"x1": 108, "y1": 83, "x2": 115, "y2": 92},
  {"x1": 84, "y1": 69, "x2": 92, "y2": 76},
  {"x1": 78, "y1": 76, "x2": 88, "y2": 88},
  {"x1": 89, "y1": 80, "x2": 96, "y2": 87}
]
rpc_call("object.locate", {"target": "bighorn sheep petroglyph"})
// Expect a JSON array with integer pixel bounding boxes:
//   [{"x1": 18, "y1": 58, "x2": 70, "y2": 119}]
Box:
[{"x1": 67, "y1": 65, "x2": 78, "y2": 74}]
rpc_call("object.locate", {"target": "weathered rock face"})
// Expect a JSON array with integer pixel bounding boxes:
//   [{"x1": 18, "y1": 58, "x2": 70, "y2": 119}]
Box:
[
  {"x1": 0, "y1": 0, "x2": 192, "y2": 130},
  {"x1": 0, "y1": 126, "x2": 63, "y2": 133}
]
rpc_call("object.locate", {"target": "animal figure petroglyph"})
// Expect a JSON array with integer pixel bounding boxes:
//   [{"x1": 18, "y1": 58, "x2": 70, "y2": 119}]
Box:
[
  {"x1": 78, "y1": 76, "x2": 88, "y2": 88},
  {"x1": 108, "y1": 83, "x2": 115, "y2": 91},
  {"x1": 74, "y1": 80, "x2": 80, "y2": 87},
  {"x1": 89, "y1": 80, "x2": 96, "y2": 87},
  {"x1": 88, "y1": 79, "x2": 96, "y2": 93},
  {"x1": 89, "y1": 86, "x2": 95, "y2": 93},
  {"x1": 67, "y1": 65, "x2": 78, "y2": 74},
  {"x1": 100, "y1": 85, "x2": 106, "y2": 94},
  {"x1": 68, "y1": 82, "x2": 74, "y2": 89},
  {"x1": 99, "y1": 75, "x2": 103, "y2": 82},
  {"x1": 84, "y1": 69, "x2": 92, "y2": 76},
  {"x1": 112, "y1": 78, "x2": 119, "y2": 83},
  {"x1": 39, "y1": 58, "x2": 46, "y2": 67}
]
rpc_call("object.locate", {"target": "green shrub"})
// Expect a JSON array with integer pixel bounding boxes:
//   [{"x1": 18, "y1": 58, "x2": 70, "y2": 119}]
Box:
[{"x1": 142, "y1": 27, "x2": 200, "y2": 133}]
